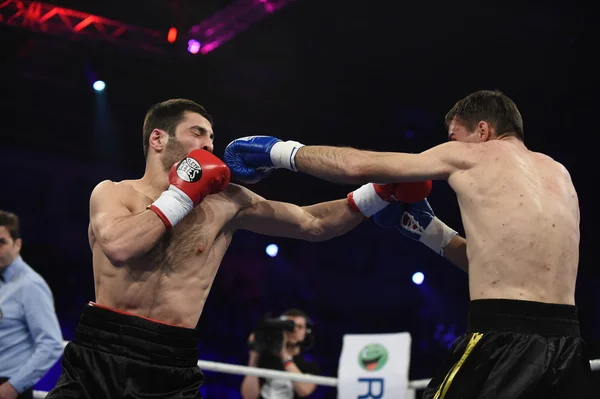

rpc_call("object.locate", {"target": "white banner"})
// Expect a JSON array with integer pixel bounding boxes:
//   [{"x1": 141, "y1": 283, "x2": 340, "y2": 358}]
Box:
[{"x1": 337, "y1": 332, "x2": 412, "y2": 399}]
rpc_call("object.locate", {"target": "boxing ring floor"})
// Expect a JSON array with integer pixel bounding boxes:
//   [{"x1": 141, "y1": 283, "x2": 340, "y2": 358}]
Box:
[{"x1": 31, "y1": 340, "x2": 600, "y2": 398}]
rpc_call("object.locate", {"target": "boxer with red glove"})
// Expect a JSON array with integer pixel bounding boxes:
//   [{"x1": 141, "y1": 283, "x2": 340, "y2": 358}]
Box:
[
  {"x1": 223, "y1": 135, "x2": 433, "y2": 217},
  {"x1": 148, "y1": 149, "x2": 231, "y2": 228},
  {"x1": 347, "y1": 180, "x2": 433, "y2": 218}
]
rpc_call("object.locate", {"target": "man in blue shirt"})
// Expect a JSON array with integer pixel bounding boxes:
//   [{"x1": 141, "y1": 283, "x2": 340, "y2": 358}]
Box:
[{"x1": 0, "y1": 210, "x2": 63, "y2": 399}]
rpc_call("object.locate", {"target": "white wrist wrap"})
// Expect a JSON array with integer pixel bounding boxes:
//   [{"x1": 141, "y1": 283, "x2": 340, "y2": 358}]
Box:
[
  {"x1": 270, "y1": 140, "x2": 305, "y2": 171},
  {"x1": 350, "y1": 183, "x2": 389, "y2": 217},
  {"x1": 420, "y1": 217, "x2": 458, "y2": 256},
  {"x1": 150, "y1": 185, "x2": 194, "y2": 228}
]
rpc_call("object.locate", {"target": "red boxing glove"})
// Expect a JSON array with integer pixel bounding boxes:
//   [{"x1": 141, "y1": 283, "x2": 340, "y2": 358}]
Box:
[
  {"x1": 347, "y1": 181, "x2": 432, "y2": 217},
  {"x1": 390, "y1": 181, "x2": 432, "y2": 203},
  {"x1": 148, "y1": 149, "x2": 231, "y2": 228}
]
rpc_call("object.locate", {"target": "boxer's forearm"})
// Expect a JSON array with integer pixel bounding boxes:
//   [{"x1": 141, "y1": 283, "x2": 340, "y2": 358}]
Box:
[
  {"x1": 295, "y1": 146, "x2": 438, "y2": 184},
  {"x1": 95, "y1": 211, "x2": 166, "y2": 265},
  {"x1": 443, "y1": 235, "x2": 469, "y2": 273},
  {"x1": 301, "y1": 199, "x2": 364, "y2": 241},
  {"x1": 295, "y1": 146, "x2": 376, "y2": 184}
]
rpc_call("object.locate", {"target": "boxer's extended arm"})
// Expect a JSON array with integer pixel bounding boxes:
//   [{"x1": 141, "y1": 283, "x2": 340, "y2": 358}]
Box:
[
  {"x1": 294, "y1": 142, "x2": 477, "y2": 184},
  {"x1": 443, "y1": 235, "x2": 469, "y2": 273},
  {"x1": 230, "y1": 185, "x2": 363, "y2": 241},
  {"x1": 90, "y1": 180, "x2": 167, "y2": 265}
]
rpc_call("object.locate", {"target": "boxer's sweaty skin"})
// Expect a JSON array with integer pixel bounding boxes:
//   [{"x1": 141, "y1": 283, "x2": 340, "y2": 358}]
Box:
[
  {"x1": 447, "y1": 138, "x2": 579, "y2": 305},
  {"x1": 295, "y1": 131, "x2": 580, "y2": 306},
  {"x1": 89, "y1": 183, "x2": 237, "y2": 328},
  {"x1": 88, "y1": 180, "x2": 361, "y2": 328}
]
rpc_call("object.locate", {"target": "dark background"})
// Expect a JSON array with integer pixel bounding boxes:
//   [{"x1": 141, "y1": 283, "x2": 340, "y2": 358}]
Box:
[{"x1": 0, "y1": 0, "x2": 597, "y2": 397}]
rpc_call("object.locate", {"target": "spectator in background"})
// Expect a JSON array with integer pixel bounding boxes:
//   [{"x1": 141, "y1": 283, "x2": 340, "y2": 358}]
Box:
[
  {"x1": 0, "y1": 210, "x2": 63, "y2": 399},
  {"x1": 241, "y1": 308, "x2": 321, "y2": 399}
]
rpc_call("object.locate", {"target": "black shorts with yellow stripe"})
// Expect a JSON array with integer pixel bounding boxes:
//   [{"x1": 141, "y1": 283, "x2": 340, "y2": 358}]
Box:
[{"x1": 422, "y1": 299, "x2": 593, "y2": 399}]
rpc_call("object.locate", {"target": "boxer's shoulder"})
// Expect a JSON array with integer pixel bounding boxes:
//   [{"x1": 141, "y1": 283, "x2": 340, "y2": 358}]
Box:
[
  {"x1": 92, "y1": 179, "x2": 135, "y2": 194},
  {"x1": 219, "y1": 183, "x2": 266, "y2": 219},
  {"x1": 94, "y1": 179, "x2": 143, "y2": 200},
  {"x1": 90, "y1": 179, "x2": 152, "y2": 213},
  {"x1": 221, "y1": 182, "x2": 258, "y2": 204}
]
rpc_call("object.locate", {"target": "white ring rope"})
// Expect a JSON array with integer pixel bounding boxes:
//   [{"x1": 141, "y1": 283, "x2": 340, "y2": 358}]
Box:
[{"x1": 29, "y1": 341, "x2": 599, "y2": 398}]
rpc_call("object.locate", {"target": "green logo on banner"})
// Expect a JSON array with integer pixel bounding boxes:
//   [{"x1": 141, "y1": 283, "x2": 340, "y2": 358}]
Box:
[{"x1": 358, "y1": 343, "x2": 389, "y2": 371}]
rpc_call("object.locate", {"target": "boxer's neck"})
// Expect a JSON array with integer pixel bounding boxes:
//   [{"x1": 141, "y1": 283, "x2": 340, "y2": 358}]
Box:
[{"x1": 140, "y1": 158, "x2": 170, "y2": 198}]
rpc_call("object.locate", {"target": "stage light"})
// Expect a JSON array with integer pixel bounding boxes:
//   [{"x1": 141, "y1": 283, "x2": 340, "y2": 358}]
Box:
[
  {"x1": 167, "y1": 27, "x2": 177, "y2": 43},
  {"x1": 188, "y1": 39, "x2": 201, "y2": 54},
  {"x1": 93, "y1": 80, "x2": 105, "y2": 92},
  {"x1": 412, "y1": 272, "x2": 424, "y2": 285},
  {"x1": 266, "y1": 244, "x2": 279, "y2": 257}
]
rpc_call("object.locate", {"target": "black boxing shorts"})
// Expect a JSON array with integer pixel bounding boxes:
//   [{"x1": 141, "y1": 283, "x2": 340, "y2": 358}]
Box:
[
  {"x1": 422, "y1": 299, "x2": 593, "y2": 399},
  {"x1": 45, "y1": 302, "x2": 203, "y2": 399}
]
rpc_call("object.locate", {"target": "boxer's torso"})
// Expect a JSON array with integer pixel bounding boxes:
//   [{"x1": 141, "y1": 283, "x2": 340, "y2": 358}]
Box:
[
  {"x1": 448, "y1": 139, "x2": 580, "y2": 305},
  {"x1": 88, "y1": 181, "x2": 249, "y2": 328}
]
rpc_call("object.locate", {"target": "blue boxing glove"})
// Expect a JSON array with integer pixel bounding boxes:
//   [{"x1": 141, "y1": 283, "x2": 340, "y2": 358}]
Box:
[
  {"x1": 224, "y1": 136, "x2": 305, "y2": 184},
  {"x1": 373, "y1": 199, "x2": 458, "y2": 256}
]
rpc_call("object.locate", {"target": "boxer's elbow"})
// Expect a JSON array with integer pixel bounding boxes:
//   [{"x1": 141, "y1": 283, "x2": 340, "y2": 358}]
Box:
[
  {"x1": 102, "y1": 243, "x2": 131, "y2": 266},
  {"x1": 97, "y1": 234, "x2": 135, "y2": 266},
  {"x1": 298, "y1": 217, "x2": 328, "y2": 242},
  {"x1": 301, "y1": 217, "x2": 343, "y2": 242}
]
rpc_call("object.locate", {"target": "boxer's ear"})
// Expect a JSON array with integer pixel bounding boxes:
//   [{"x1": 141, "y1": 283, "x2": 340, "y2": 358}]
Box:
[
  {"x1": 476, "y1": 121, "x2": 491, "y2": 142},
  {"x1": 149, "y1": 129, "x2": 167, "y2": 153}
]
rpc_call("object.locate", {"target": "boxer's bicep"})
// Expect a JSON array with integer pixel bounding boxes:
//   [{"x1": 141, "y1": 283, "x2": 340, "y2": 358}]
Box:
[
  {"x1": 89, "y1": 180, "x2": 133, "y2": 241},
  {"x1": 418, "y1": 142, "x2": 477, "y2": 178},
  {"x1": 90, "y1": 181, "x2": 167, "y2": 264}
]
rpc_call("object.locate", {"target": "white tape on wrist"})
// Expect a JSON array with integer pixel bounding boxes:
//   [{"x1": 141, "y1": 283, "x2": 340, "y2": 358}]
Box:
[
  {"x1": 150, "y1": 185, "x2": 194, "y2": 228},
  {"x1": 270, "y1": 140, "x2": 305, "y2": 171},
  {"x1": 419, "y1": 217, "x2": 458, "y2": 256},
  {"x1": 350, "y1": 183, "x2": 389, "y2": 217}
]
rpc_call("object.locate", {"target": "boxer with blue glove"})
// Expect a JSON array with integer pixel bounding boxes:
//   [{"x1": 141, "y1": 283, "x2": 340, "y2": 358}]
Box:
[
  {"x1": 372, "y1": 200, "x2": 469, "y2": 272},
  {"x1": 224, "y1": 136, "x2": 433, "y2": 217},
  {"x1": 223, "y1": 136, "x2": 305, "y2": 184},
  {"x1": 225, "y1": 90, "x2": 591, "y2": 399}
]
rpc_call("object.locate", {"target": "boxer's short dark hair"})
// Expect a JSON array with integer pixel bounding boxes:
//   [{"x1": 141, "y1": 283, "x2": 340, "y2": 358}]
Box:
[
  {"x1": 445, "y1": 90, "x2": 524, "y2": 141},
  {"x1": 142, "y1": 99, "x2": 213, "y2": 159}
]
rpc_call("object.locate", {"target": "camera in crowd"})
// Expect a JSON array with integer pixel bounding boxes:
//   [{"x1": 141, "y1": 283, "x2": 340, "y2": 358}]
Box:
[{"x1": 249, "y1": 312, "x2": 314, "y2": 356}]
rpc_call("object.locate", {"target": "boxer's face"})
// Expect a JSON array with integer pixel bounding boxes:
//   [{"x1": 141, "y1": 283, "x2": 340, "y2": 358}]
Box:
[
  {"x1": 448, "y1": 117, "x2": 491, "y2": 143},
  {"x1": 0, "y1": 226, "x2": 21, "y2": 270},
  {"x1": 161, "y1": 112, "x2": 214, "y2": 171},
  {"x1": 283, "y1": 316, "x2": 307, "y2": 345}
]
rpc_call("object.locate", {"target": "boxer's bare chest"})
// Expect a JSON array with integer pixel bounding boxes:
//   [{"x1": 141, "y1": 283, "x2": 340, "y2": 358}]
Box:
[{"x1": 138, "y1": 194, "x2": 237, "y2": 274}]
